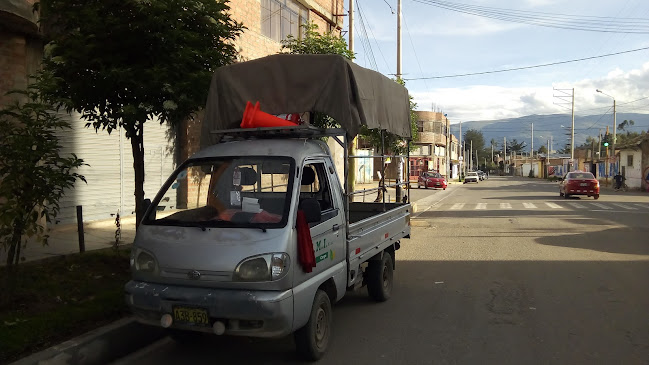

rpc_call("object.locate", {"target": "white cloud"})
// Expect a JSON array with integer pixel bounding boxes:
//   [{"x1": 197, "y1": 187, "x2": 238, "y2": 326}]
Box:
[{"x1": 412, "y1": 62, "x2": 649, "y2": 122}]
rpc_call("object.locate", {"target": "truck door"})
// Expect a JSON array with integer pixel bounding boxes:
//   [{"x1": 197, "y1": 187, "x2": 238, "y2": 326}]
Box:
[{"x1": 300, "y1": 160, "x2": 345, "y2": 271}]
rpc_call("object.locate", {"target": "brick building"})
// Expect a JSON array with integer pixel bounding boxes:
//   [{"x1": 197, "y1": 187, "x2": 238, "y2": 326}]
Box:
[
  {"x1": 0, "y1": 0, "x2": 41, "y2": 108},
  {"x1": 2, "y1": 0, "x2": 346, "y2": 224}
]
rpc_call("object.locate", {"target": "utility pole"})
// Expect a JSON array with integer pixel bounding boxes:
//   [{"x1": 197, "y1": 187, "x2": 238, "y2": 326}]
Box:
[
  {"x1": 347, "y1": 0, "x2": 356, "y2": 202},
  {"x1": 394, "y1": 0, "x2": 403, "y2": 202},
  {"x1": 503, "y1": 137, "x2": 507, "y2": 173},
  {"x1": 598, "y1": 129, "x2": 602, "y2": 163},
  {"x1": 531, "y1": 123, "x2": 534, "y2": 177},
  {"x1": 397, "y1": 0, "x2": 402, "y2": 79},
  {"x1": 612, "y1": 98, "x2": 617, "y2": 171},
  {"x1": 459, "y1": 120, "x2": 462, "y2": 180},
  {"x1": 446, "y1": 116, "x2": 450, "y2": 179},
  {"x1": 470, "y1": 140, "x2": 473, "y2": 171},
  {"x1": 349, "y1": 0, "x2": 354, "y2": 53},
  {"x1": 571, "y1": 88, "x2": 575, "y2": 170}
]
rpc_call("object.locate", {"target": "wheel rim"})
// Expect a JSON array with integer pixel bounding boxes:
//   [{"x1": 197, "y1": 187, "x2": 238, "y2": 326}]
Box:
[
  {"x1": 382, "y1": 261, "x2": 392, "y2": 292},
  {"x1": 314, "y1": 306, "x2": 329, "y2": 349}
]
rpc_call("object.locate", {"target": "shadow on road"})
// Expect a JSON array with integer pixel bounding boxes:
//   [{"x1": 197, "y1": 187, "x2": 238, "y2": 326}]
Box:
[{"x1": 138, "y1": 258, "x2": 649, "y2": 365}]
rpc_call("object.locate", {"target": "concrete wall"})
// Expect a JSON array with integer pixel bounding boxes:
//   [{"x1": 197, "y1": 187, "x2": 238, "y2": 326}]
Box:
[{"x1": 619, "y1": 149, "x2": 643, "y2": 189}]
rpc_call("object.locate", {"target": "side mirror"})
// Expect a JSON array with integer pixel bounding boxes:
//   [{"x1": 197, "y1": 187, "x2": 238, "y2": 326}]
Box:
[{"x1": 299, "y1": 198, "x2": 321, "y2": 223}]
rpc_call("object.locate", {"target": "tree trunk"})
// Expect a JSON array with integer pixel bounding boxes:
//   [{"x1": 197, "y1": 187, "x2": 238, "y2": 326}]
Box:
[
  {"x1": 128, "y1": 124, "x2": 146, "y2": 229},
  {"x1": 6, "y1": 220, "x2": 23, "y2": 267}
]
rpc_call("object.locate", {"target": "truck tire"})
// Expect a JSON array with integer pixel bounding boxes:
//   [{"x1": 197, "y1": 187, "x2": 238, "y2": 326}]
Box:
[
  {"x1": 294, "y1": 290, "x2": 332, "y2": 361},
  {"x1": 367, "y1": 252, "x2": 393, "y2": 302}
]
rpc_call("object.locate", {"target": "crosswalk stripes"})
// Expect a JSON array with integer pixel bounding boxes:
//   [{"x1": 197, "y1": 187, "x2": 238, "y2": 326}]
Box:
[
  {"x1": 545, "y1": 202, "x2": 563, "y2": 209},
  {"x1": 568, "y1": 202, "x2": 586, "y2": 209},
  {"x1": 613, "y1": 203, "x2": 636, "y2": 210},
  {"x1": 437, "y1": 201, "x2": 648, "y2": 211},
  {"x1": 591, "y1": 203, "x2": 611, "y2": 209}
]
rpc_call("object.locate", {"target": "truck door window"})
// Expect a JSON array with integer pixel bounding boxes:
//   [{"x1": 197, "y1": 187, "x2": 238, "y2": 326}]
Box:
[{"x1": 301, "y1": 163, "x2": 337, "y2": 225}]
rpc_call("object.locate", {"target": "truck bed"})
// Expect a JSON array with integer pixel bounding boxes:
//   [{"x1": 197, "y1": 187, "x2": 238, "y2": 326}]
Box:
[{"x1": 346, "y1": 202, "x2": 411, "y2": 287}]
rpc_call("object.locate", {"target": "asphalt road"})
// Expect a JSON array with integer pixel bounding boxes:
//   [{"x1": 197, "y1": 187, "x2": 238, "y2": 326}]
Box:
[{"x1": 116, "y1": 177, "x2": 649, "y2": 365}]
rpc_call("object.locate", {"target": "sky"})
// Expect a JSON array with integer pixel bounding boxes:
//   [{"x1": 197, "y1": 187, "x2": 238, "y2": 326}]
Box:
[{"x1": 343, "y1": 0, "x2": 649, "y2": 129}]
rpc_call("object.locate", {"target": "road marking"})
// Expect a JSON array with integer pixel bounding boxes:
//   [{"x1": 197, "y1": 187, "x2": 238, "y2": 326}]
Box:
[
  {"x1": 500, "y1": 203, "x2": 512, "y2": 209},
  {"x1": 591, "y1": 203, "x2": 610, "y2": 209},
  {"x1": 475, "y1": 203, "x2": 487, "y2": 210},
  {"x1": 634, "y1": 203, "x2": 647, "y2": 209},
  {"x1": 450, "y1": 203, "x2": 465, "y2": 210},
  {"x1": 568, "y1": 202, "x2": 585, "y2": 209},
  {"x1": 523, "y1": 203, "x2": 537, "y2": 209},
  {"x1": 545, "y1": 202, "x2": 563, "y2": 209},
  {"x1": 613, "y1": 203, "x2": 636, "y2": 210}
]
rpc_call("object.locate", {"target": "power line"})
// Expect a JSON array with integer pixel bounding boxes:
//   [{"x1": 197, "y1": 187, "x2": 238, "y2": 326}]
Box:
[
  {"x1": 357, "y1": 0, "x2": 390, "y2": 73},
  {"x1": 355, "y1": 0, "x2": 378, "y2": 71},
  {"x1": 402, "y1": 12, "x2": 429, "y2": 91},
  {"x1": 412, "y1": 0, "x2": 649, "y2": 33},
  {"x1": 404, "y1": 46, "x2": 649, "y2": 80}
]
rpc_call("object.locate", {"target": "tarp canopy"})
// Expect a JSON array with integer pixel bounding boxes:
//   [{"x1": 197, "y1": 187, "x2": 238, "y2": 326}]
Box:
[{"x1": 201, "y1": 54, "x2": 411, "y2": 148}]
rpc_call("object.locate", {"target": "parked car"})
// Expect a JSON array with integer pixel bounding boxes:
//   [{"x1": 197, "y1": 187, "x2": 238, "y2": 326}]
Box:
[
  {"x1": 477, "y1": 170, "x2": 486, "y2": 180},
  {"x1": 417, "y1": 171, "x2": 447, "y2": 190},
  {"x1": 464, "y1": 171, "x2": 479, "y2": 184},
  {"x1": 559, "y1": 171, "x2": 600, "y2": 199}
]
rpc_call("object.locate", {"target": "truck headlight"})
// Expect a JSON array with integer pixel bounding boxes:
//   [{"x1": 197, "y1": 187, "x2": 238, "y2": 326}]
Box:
[
  {"x1": 233, "y1": 253, "x2": 290, "y2": 282},
  {"x1": 132, "y1": 248, "x2": 159, "y2": 273}
]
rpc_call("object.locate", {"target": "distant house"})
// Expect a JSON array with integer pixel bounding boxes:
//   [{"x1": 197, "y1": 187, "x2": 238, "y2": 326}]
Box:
[{"x1": 616, "y1": 134, "x2": 649, "y2": 190}]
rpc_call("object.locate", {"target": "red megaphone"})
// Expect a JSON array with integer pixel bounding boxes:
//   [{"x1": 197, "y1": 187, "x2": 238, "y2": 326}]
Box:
[{"x1": 240, "y1": 101, "x2": 299, "y2": 128}]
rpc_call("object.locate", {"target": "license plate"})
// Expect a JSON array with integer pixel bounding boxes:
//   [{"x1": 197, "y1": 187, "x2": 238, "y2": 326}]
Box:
[
  {"x1": 173, "y1": 306, "x2": 209, "y2": 326},
  {"x1": 580, "y1": 183, "x2": 587, "y2": 186}
]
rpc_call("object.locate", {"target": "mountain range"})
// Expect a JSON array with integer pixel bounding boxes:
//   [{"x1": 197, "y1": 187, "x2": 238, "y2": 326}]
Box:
[{"x1": 454, "y1": 113, "x2": 649, "y2": 152}]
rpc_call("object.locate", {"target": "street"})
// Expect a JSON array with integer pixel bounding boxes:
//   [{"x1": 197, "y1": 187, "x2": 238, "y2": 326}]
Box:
[{"x1": 116, "y1": 177, "x2": 649, "y2": 365}]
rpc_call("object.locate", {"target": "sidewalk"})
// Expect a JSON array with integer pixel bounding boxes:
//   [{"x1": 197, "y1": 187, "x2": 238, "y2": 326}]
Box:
[
  {"x1": 0, "y1": 216, "x2": 137, "y2": 265},
  {"x1": 2, "y1": 180, "x2": 446, "y2": 264}
]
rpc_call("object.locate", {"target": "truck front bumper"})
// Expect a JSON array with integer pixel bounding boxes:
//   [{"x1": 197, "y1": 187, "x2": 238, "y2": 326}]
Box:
[{"x1": 124, "y1": 281, "x2": 293, "y2": 338}]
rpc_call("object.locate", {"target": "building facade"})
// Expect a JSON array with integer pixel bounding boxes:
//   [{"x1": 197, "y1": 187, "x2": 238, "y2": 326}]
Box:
[
  {"x1": 2, "y1": 0, "x2": 345, "y2": 224},
  {"x1": 409, "y1": 111, "x2": 459, "y2": 180}
]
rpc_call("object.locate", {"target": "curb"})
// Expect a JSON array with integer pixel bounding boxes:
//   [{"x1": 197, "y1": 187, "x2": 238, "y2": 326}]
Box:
[{"x1": 10, "y1": 317, "x2": 166, "y2": 365}]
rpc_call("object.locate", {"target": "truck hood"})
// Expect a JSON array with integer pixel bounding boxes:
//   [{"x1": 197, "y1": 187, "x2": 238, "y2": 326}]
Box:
[{"x1": 133, "y1": 224, "x2": 292, "y2": 283}]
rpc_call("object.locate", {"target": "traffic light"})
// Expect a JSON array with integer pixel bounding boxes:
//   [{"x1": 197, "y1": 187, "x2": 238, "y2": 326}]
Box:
[{"x1": 603, "y1": 134, "x2": 610, "y2": 147}]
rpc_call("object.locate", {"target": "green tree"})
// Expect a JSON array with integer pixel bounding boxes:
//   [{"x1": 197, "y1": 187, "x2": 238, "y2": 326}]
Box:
[
  {"x1": 281, "y1": 22, "x2": 354, "y2": 60},
  {"x1": 507, "y1": 138, "x2": 527, "y2": 153},
  {"x1": 0, "y1": 86, "x2": 85, "y2": 267},
  {"x1": 463, "y1": 129, "x2": 485, "y2": 153},
  {"x1": 37, "y1": 0, "x2": 243, "y2": 226},
  {"x1": 537, "y1": 145, "x2": 547, "y2": 154},
  {"x1": 617, "y1": 119, "x2": 635, "y2": 132}
]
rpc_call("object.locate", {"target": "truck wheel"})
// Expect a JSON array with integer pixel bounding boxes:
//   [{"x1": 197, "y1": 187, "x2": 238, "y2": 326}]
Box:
[
  {"x1": 294, "y1": 290, "x2": 332, "y2": 361},
  {"x1": 367, "y1": 252, "x2": 393, "y2": 302},
  {"x1": 594, "y1": 194, "x2": 599, "y2": 200}
]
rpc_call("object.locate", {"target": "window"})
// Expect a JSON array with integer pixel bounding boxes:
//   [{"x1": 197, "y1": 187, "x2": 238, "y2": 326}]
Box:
[
  {"x1": 627, "y1": 154, "x2": 633, "y2": 167},
  {"x1": 300, "y1": 162, "x2": 337, "y2": 225},
  {"x1": 143, "y1": 157, "x2": 295, "y2": 229},
  {"x1": 261, "y1": 0, "x2": 309, "y2": 42}
]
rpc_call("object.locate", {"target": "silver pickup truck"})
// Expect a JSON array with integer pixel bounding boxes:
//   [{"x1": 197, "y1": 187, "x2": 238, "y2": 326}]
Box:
[{"x1": 125, "y1": 54, "x2": 413, "y2": 360}]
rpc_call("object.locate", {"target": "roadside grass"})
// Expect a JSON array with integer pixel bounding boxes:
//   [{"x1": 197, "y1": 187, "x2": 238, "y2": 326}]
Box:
[{"x1": 0, "y1": 247, "x2": 131, "y2": 363}]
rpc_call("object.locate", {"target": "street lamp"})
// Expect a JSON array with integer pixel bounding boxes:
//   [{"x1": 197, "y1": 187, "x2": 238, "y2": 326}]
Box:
[{"x1": 596, "y1": 89, "x2": 617, "y2": 175}]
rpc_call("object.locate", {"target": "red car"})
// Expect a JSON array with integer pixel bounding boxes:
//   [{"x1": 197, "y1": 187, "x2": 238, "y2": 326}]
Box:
[
  {"x1": 559, "y1": 171, "x2": 600, "y2": 199},
  {"x1": 417, "y1": 171, "x2": 447, "y2": 190}
]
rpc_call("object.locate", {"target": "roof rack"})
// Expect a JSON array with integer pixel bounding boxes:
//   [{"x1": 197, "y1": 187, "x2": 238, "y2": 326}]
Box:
[{"x1": 211, "y1": 125, "x2": 346, "y2": 141}]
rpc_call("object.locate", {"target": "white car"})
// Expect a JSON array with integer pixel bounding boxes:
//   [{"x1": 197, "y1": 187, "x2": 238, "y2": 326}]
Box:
[{"x1": 464, "y1": 171, "x2": 479, "y2": 184}]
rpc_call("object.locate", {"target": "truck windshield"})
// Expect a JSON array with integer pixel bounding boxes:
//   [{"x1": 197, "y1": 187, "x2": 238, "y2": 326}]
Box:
[{"x1": 143, "y1": 157, "x2": 295, "y2": 229}]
